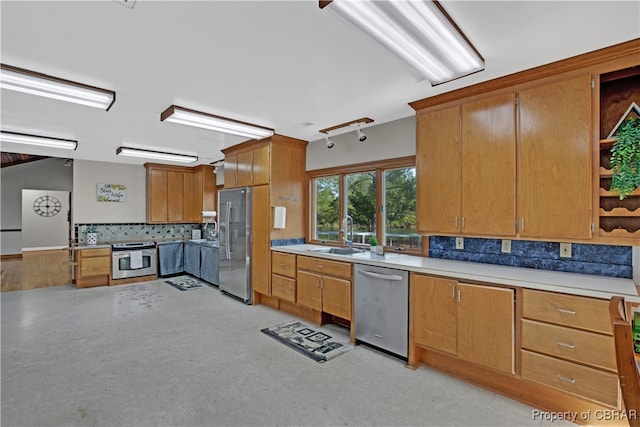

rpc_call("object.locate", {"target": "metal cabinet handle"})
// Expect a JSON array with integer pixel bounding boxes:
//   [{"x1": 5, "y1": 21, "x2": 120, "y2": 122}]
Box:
[
  {"x1": 555, "y1": 374, "x2": 576, "y2": 384},
  {"x1": 451, "y1": 286, "x2": 456, "y2": 299},
  {"x1": 280, "y1": 263, "x2": 286, "y2": 267},
  {"x1": 457, "y1": 289, "x2": 461, "y2": 303},
  {"x1": 557, "y1": 308, "x2": 576, "y2": 315},
  {"x1": 556, "y1": 341, "x2": 576, "y2": 349},
  {"x1": 462, "y1": 217, "x2": 465, "y2": 230}
]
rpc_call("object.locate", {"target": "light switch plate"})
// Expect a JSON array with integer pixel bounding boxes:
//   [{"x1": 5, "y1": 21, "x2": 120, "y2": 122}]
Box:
[
  {"x1": 455, "y1": 237, "x2": 464, "y2": 250},
  {"x1": 501, "y1": 239, "x2": 511, "y2": 253},
  {"x1": 560, "y1": 242, "x2": 572, "y2": 258}
]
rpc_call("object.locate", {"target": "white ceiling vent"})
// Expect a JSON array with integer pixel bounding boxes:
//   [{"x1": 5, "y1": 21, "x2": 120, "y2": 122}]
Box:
[{"x1": 113, "y1": 0, "x2": 136, "y2": 9}]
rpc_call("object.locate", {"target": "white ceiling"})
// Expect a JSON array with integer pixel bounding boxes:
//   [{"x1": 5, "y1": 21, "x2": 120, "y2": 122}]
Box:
[{"x1": 1, "y1": 1, "x2": 639, "y2": 166}]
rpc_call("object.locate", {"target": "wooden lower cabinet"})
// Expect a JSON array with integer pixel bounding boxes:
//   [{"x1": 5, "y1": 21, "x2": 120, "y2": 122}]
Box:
[
  {"x1": 411, "y1": 274, "x2": 514, "y2": 374},
  {"x1": 297, "y1": 255, "x2": 352, "y2": 321},
  {"x1": 75, "y1": 247, "x2": 111, "y2": 288}
]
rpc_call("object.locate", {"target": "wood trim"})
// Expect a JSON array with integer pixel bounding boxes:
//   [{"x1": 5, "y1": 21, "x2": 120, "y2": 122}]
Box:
[
  {"x1": 221, "y1": 134, "x2": 307, "y2": 156},
  {"x1": 108, "y1": 274, "x2": 157, "y2": 286},
  {"x1": 307, "y1": 155, "x2": 416, "y2": 177},
  {"x1": 409, "y1": 38, "x2": 640, "y2": 111},
  {"x1": 1, "y1": 228, "x2": 21, "y2": 232},
  {"x1": 1, "y1": 254, "x2": 22, "y2": 260},
  {"x1": 319, "y1": 117, "x2": 374, "y2": 135},
  {"x1": 319, "y1": 0, "x2": 332, "y2": 9},
  {"x1": 143, "y1": 162, "x2": 193, "y2": 173}
]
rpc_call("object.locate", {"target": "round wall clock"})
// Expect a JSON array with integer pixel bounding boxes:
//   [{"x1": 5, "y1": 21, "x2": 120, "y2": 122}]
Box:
[{"x1": 33, "y1": 195, "x2": 62, "y2": 217}]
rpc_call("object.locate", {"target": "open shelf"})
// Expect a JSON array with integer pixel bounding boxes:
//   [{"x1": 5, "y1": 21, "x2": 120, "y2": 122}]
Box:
[{"x1": 599, "y1": 207, "x2": 640, "y2": 217}]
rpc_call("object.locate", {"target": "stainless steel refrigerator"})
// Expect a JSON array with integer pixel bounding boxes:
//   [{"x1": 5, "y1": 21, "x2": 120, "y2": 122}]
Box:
[{"x1": 218, "y1": 187, "x2": 252, "y2": 304}]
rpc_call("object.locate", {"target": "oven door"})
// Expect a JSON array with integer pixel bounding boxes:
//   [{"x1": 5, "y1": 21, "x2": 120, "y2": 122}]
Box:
[{"x1": 112, "y1": 249, "x2": 157, "y2": 280}]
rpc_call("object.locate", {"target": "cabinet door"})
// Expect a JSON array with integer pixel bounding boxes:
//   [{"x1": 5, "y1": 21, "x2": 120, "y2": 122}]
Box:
[
  {"x1": 322, "y1": 276, "x2": 351, "y2": 320},
  {"x1": 200, "y1": 247, "x2": 219, "y2": 285},
  {"x1": 237, "y1": 151, "x2": 253, "y2": 187},
  {"x1": 252, "y1": 145, "x2": 270, "y2": 185},
  {"x1": 252, "y1": 185, "x2": 270, "y2": 295},
  {"x1": 183, "y1": 172, "x2": 198, "y2": 222},
  {"x1": 519, "y1": 74, "x2": 592, "y2": 239},
  {"x1": 224, "y1": 154, "x2": 238, "y2": 188},
  {"x1": 461, "y1": 92, "x2": 517, "y2": 236},
  {"x1": 411, "y1": 275, "x2": 457, "y2": 355},
  {"x1": 148, "y1": 168, "x2": 168, "y2": 222},
  {"x1": 457, "y1": 283, "x2": 514, "y2": 374},
  {"x1": 297, "y1": 270, "x2": 322, "y2": 311},
  {"x1": 158, "y1": 243, "x2": 184, "y2": 276},
  {"x1": 184, "y1": 243, "x2": 200, "y2": 277},
  {"x1": 416, "y1": 106, "x2": 461, "y2": 233},
  {"x1": 167, "y1": 171, "x2": 184, "y2": 222}
]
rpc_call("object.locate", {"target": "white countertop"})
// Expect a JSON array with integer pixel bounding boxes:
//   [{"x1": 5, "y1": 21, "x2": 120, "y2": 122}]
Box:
[{"x1": 272, "y1": 244, "x2": 640, "y2": 302}]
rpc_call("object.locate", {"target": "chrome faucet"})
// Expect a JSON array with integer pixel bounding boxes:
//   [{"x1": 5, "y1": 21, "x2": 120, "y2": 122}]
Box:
[{"x1": 342, "y1": 214, "x2": 354, "y2": 248}]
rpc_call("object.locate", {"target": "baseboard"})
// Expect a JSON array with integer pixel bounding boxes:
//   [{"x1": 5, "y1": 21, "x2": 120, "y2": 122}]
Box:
[{"x1": 1, "y1": 253, "x2": 22, "y2": 260}]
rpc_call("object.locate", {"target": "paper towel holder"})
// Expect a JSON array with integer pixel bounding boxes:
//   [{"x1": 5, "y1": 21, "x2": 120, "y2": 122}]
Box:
[{"x1": 273, "y1": 206, "x2": 286, "y2": 229}]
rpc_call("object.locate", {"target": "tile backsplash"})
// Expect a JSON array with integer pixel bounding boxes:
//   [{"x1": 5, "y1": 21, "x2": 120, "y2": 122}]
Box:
[
  {"x1": 76, "y1": 223, "x2": 201, "y2": 244},
  {"x1": 429, "y1": 236, "x2": 633, "y2": 279}
]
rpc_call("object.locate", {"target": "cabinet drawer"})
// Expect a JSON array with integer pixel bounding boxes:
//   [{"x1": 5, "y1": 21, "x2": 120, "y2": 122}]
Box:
[
  {"x1": 271, "y1": 274, "x2": 296, "y2": 302},
  {"x1": 522, "y1": 289, "x2": 611, "y2": 334},
  {"x1": 521, "y1": 319, "x2": 616, "y2": 371},
  {"x1": 81, "y1": 257, "x2": 110, "y2": 276},
  {"x1": 297, "y1": 255, "x2": 351, "y2": 279},
  {"x1": 271, "y1": 252, "x2": 296, "y2": 278},
  {"x1": 79, "y1": 248, "x2": 111, "y2": 257},
  {"x1": 521, "y1": 350, "x2": 619, "y2": 408}
]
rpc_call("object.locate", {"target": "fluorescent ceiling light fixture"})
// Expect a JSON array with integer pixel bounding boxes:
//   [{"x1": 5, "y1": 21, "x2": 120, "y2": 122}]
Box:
[
  {"x1": 161, "y1": 105, "x2": 274, "y2": 140},
  {"x1": 1, "y1": 130, "x2": 77, "y2": 150},
  {"x1": 321, "y1": 0, "x2": 484, "y2": 85},
  {"x1": 116, "y1": 147, "x2": 198, "y2": 163},
  {"x1": 0, "y1": 64, "x2": 115, "y2": 110}
]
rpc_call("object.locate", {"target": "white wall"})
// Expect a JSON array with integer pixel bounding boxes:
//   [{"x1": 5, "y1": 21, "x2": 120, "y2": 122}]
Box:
[
  {"x1": 1, "y1": 157, "x2": 73, "y2": 255},
  {"x1": 72, "y1": 160, "x2": 146, "y2": 224},
  {"x1": 306, "y1": 116, "x2": 416, "y2": 171}
]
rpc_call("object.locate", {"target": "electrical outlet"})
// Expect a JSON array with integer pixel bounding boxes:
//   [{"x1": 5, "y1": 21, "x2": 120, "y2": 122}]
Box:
[
  {"x1": 455, "y1": 237, "x2": 464, "y2": 250},
  {"x1": 560, "y1": 242, "x2": 572, "y2": 258},
  {"x1": 501, "y1": 239, "x2": 511, "y2": 253}
]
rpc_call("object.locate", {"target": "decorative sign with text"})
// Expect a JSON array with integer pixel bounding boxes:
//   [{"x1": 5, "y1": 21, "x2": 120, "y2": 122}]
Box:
[{"x1": 96, "y1": 183, "x2": 127, "y2": 202}]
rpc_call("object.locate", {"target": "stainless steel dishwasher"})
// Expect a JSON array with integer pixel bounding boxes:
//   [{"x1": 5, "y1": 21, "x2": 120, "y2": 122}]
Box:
[{"x1": 354, "y1": 264, "x2": 409, "y2": 358}]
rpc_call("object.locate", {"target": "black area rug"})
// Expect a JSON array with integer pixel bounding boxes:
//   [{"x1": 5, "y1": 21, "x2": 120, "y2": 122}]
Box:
[
  {"x1": 164, "y1": 276, "x2": 206, "y2": 291},
  {"x1": 261, "y1": 320, "x2": 353, "y2": 363}
]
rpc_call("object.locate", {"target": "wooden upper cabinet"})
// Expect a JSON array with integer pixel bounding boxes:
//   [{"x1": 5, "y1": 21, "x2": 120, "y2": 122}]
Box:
[
  {"x1": 252, "y1": 144, "x2": 270, "y2": 185},
  {"x1": 416, "y1": 105, "x2": 461, "y2": 234},
  {"x1": 236, "y1": 150, "x2": 253, "y2": 188},
  {"x1": 167, "y1": 170, "x2": 184, "y2": 222},
  {"x1": 519, "y1": 74, "x2": 592, "y2": 239},
  {"x1": 148, "y1": 168, "x2": 168, "y2": 223},
  {"x1": 461, "y1": 92, "x2": 517, "y2": 236},
  {"x1": 145, "y1": 163, "x2": 213, "y2": 224},
  {"x1": 224, "y1": 154, "x2": 239, "y2": 188}
]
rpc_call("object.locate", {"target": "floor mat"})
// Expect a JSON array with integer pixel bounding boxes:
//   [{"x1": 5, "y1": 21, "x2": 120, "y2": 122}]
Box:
[
  {"x1": 164, "y1": 275, "x2": 206, "y2": 291},
  {"x1": 261, "y1": 320, "x2": 354, "y2": 363}
]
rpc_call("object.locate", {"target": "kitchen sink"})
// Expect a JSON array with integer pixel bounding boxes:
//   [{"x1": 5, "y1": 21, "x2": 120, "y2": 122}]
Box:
[{"x1": 309, "y1": 247, "x2": 363, "y2": 255}]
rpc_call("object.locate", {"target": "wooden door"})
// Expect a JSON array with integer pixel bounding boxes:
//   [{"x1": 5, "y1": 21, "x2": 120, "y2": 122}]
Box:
[
  {"x1": 224, "y1": 154, "x2": 238, "y2": 188},
  {"x1": 411, "y1": 274, "x2": 457, "y2": 355},
  {"x1": 252, "y1": 185, "x2": 270, "y2": 295},
  {"x1": 519, "y1": 74, "x2": 592, "y2": 239},
  {"x1": 456, "y1": 283, "x2": 514, "y2": 374},
  {"x1": 322, "y1": 276, "x2": 351, "y2": 320},
  {"x1": 148, "y1": 168, "x2": 168, "y2": 223},
  {"x1": 237, "y1": 151, "x2": 253, "y2": 187},
  {"x1": 416, "y1": 106, "x2": 461, "y2": 234},
  {"x1": 167, "y1": 171, "x2": 184, "y2": 222},
  {"x1": 297, "y1": 270, "x2": 322, "y2": 311},
  {"x1": 252, "y1": 144, "x2": 270, "y2": 185},
  {"x1": 461, "y1": 92, "x2": 517, "y2": 236}
]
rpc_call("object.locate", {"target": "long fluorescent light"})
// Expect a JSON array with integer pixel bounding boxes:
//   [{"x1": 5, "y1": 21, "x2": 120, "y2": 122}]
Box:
[
  {"x1": 116, "y1": 146, "x2": 198, "y2": 163},
  {"x1": 0, "y1": 64, "x2": 115, "y2": 110},
  {"x1": 161, "y1": 105, "x2": 274, "y2": 140},
  {"x1": 1, "y1": 130, "x2": 77, "y2": 150},
  {"x1": 321, "y1": 0, "x2": 484, "y2": 85}
]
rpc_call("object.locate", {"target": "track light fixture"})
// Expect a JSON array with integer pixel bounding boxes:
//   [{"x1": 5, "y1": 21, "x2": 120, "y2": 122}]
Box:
[
  {"x1": 325, "y1": 135, "x2": 335, "y2": 149},
  {"x1": 319, "y1": 117, "x2": 373, "y2": 148}
]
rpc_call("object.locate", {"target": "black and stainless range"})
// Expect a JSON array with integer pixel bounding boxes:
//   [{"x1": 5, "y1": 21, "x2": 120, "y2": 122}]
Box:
[{"x1": 111, "y1": 242, "x2": 157, "y2": 280}]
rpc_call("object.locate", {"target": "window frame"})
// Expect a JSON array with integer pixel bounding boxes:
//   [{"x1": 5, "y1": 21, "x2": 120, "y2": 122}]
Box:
[{"x1": 307, "y1": 155, "x2": 419, "y2": 254}]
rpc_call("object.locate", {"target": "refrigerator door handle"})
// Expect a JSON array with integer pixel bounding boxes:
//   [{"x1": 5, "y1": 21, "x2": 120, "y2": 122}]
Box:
[{"x1": 224, "y1": 201, "x2": 232, "y2": 260}]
